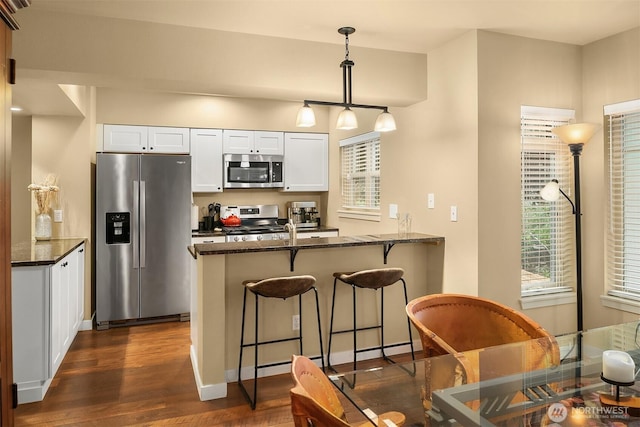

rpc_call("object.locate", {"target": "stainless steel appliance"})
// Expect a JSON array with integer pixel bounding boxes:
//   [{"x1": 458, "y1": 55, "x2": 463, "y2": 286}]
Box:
[
  {"x1": 96, "y1": 153, "x2": 191, "y2": 329},
  {"x1": 287, "y1": 201, "x2": 320, "y2": 228},
  {"x1": 221, "y1": 204, "x2": 289, "y2": 242},
  {"x1": 223, "y1": 154, "x2": 284, "y2": 188}
]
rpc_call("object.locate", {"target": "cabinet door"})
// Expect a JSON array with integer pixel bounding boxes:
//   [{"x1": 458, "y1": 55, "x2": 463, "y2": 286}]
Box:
[
  {"x1": 283, "y1": 133, "x2": 329, "y2": 191},
  {"x1": 254, "y1": 131, "x2": 284, "y2": 155},
  {"x1": 190, "y1": 129, "x2": 223, "y2": 192},
  {"x1": 76, "y1": 244, "x2": 85, "y2": 330},
  {"x1": 50, "y1": 261, "x2": 64, "y2": 377},
  {"x1": 12, "y1": 267, "x2": 50, "y2": 385},
  {"x1": 104, "y1": 125, "x2": 148, "y2": 153},
  {"x1": 223, "y1": 130, "x2": 254, "y2": 154},
  {"x1": 148, "y1": 126, "x2": 190, "y2": 153}
]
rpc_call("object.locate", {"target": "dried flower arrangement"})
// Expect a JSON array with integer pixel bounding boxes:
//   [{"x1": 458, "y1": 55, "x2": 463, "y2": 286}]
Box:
[{"x1": 28, "y1": 174, "x2": 59, "y2": 215}]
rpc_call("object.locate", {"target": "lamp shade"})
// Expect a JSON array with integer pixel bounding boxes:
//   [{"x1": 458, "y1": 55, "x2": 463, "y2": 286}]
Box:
[
  {"x1": 336, "y1": 107, "x2": 358, "y2": 130},
  {"x1": 540, "y1": 180, "x2": 561, "y2": 201},
  {"x1": 374, "y1": 110, "x2": 397, "y2": 132},
  {"x1": 552, "y1": 123, "x2": 599, "y2": 145},
  {"x1": 296, "y1": 104, "x2": 316, "y2": 127}
]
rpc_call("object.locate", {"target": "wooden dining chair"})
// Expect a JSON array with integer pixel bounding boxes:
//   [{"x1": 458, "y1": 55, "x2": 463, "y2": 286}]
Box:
[
  {"x1": 406, "y1": 294, "x2": 560, "y2": 422},
  {"x1": 290, "y1": 354, "x2": 406, "y2": 427}
]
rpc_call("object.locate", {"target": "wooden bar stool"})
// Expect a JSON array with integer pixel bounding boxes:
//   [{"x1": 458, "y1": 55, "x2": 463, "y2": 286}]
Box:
[
  {"x1": 327, "y1": 268, "x2": 415, "y2": 374},
  {"x1": 238, "y1": 275, "x2": 324, "y2": 410}
]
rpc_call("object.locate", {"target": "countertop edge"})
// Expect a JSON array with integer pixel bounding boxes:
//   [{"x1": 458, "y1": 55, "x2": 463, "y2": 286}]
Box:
[
  {"x1": 11, "y1": 238, "x2": 87, "y2": 267},
  {"x1": 194, "y1": 233, "x2": 444, "y2": 256}
]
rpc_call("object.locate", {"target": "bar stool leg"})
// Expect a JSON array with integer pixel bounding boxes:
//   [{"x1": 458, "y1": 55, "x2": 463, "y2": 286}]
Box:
[
  {"x1": 298, "y1": 293, "x2": 304, "y2": 356},
  {"x1": 401, "y1": 278, "x2": 416, "y2": 361},
  {"x1": 381, "y1": 286, "x2": 389, "y2": 361},
  {"x1": 251, "y1": 293, "x2": 259, "y2": 408},
  {"x1": 238, "y1": 287, "x2": 259, "y2": 410},
  {"x1": 327, "y1": 277, "x2": 339, "y2": 371},
  {"x1": 352, "y1": 283, "x2": 357, "y2": 373},
  {"x1": 312, "y1": 286, "x2": 325, "y2": 370}
]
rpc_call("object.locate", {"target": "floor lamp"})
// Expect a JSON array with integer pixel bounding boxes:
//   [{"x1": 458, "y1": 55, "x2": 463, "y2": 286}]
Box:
[{"x1": 540, "y1": 123, "x2": 599, "y2": 362}]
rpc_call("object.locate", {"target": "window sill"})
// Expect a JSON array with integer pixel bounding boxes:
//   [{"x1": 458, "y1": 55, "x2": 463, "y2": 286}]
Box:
[
  {"x1": 520, "y1": 291, "x2": 576, "y2": 309},
  {"x1": 337, "y1": 209, "x2": 381, "y2": 222},
  {"x1": 601, "y1": 294, "x2": 640, "y2": 315}
]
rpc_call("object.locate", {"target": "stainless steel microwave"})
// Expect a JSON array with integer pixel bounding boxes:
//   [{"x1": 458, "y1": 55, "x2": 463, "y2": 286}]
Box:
[{"x1": 223, "y1": 154, "x2": 284, "y2": 188}]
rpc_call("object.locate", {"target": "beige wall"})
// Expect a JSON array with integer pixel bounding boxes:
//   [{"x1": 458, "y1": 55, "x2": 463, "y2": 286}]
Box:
[
  {"x1": 11, "y1": 115, "x2": 31, "y2": 244},
  {"x1": 14, "y1": 8, "x2": 428, "y2": 108},
  {"x1": 582, "y1": 27, "x2": 640, "y2": 327},
  {"x1": 477, "y1": 32, "x2": 583, "y2": 335},
  {"x1": 23, "y1": 87, "x2": 96, "y2": 322}
]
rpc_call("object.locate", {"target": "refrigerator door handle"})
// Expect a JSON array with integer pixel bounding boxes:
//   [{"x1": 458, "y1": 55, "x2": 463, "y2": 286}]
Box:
[
  {"x1": 140, "y1": 180, "x2": 146, "y2": 268},
  {"x1": 133, "y1": 180, "x2": 139, "y2": 269}
]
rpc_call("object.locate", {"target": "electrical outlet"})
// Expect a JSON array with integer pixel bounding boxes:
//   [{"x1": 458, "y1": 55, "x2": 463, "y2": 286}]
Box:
[
  {"x1": 428, "y1": 193, "x2": 435, "y2": 209},
  {"x1": 53, "y1": 209, "x2": 63, "y2": 222},
  {"x1": 292, "y1": 314, "x2": 300, "y2": 331},
  {"x1": 450, "y1": 205, "x2": 458, "y2": 222},
  {"x1": 389, "y1": 203, "x2": 398, "y2": 219}
]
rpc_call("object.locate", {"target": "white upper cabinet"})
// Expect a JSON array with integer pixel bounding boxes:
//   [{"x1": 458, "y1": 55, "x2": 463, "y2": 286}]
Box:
[
  {"x1": 254, "y1": 131, "x2": 284, "y2": 155},
  {"x1": 283, "y1": 133, "x2": 329, "y2": 192},
  {"x1": 223, "y1": 130, "x2": 283, "y2": 155},
  {"x1": 190, "y1": 128, "x2": 223, "y2": 193},
  {"x1": 148, "y1": 127, "x2": 190, "y2": 153},
  {"x1": 103, "y1": 125, "x2": 190, "y2": 154},
  {"x1": 103, "y1": 125, "x2": 148, "y2": 153}
]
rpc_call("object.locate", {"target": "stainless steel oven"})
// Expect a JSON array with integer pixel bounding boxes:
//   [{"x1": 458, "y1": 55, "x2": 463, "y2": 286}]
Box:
[{"x1": 223, "y1": 154, "x2": 284, "y2": 188}]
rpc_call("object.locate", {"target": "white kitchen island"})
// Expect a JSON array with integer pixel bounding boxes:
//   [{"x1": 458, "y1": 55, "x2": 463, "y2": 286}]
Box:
[{"x1": 189, "y1": 232, "x2": 444, "y2": 401}]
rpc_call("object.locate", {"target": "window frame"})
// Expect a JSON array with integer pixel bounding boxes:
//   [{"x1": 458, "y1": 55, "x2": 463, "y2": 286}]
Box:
[
  {"x1": 520, "y1": 106, "x2": 575, "y2": 303},
  {"x1": 337, "y1": 131, "x2": 381, "y2": 222},
  {"x1": 604, "y1": 99, "x2": 640, "y2": 312}
]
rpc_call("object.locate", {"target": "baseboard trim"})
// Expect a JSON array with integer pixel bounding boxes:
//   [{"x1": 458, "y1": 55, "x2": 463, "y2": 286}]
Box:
[{"x1": 189, "y1": 345, "x2": 227, "y2": 401}]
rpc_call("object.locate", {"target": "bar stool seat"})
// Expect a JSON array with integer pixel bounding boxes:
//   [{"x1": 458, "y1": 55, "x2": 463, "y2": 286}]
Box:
[
  {"x1": 238, "y1": 275, "x2": 324, "y2": 410},
  {"x1": 327, "y1": 267, "x2": 415, "y2": 375}
]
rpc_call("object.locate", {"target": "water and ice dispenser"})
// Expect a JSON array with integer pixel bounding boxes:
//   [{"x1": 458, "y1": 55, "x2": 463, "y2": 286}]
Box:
[{"x1": 105, "y1": 212, "x2": 130, "y2": 244}]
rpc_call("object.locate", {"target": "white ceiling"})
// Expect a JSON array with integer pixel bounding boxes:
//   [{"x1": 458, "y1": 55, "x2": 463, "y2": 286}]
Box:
[{"x1": 10, "y1": 0, "x2": 640, "y2": 116}]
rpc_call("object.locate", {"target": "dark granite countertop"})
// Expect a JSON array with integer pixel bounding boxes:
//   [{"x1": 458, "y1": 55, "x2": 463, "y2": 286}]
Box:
[
  {"x1": 11, "y1": 238, "x2": 86, "y2": 267},
  {"x1": 194, "y1": 232, "x2": 443, "y2": 256},
  {"x1": 191, "y1": 226, "x2": 339, "y2": 238}
]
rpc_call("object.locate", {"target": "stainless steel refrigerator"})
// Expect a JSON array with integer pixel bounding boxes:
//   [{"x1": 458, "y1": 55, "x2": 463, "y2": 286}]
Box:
[{"x1": 96, "y1": 153, "x2": 191, "y2": 329}]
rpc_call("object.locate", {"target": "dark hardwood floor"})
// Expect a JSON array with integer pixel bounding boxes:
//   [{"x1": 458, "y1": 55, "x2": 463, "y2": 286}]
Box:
[{"x1": 13, "y1": 321, "x2": 375, "y2": 426}]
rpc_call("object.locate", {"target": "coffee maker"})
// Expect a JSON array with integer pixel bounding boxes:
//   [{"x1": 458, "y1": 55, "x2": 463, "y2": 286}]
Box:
[{"x1": 287, "y1": 201, "x2": 319, "y2": 228}]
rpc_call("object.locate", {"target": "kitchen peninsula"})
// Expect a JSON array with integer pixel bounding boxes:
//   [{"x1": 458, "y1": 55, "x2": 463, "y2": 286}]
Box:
[{"x1": 189, "y1": 232, "x2": 444, "y2": 401}]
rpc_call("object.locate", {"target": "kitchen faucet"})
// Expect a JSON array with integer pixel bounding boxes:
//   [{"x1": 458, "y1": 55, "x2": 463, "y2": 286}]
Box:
[{"x1": 284, "y1": 220, "x2": 297, "y2": 243}]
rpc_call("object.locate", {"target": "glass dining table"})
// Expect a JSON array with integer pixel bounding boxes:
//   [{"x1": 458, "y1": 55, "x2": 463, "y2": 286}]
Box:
[{"x1": 328, "y1": 321, "x2": 640, "y2": 426}]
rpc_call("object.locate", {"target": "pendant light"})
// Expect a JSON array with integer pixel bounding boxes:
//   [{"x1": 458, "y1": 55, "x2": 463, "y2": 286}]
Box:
[{"x1": 297, "y1": 27, "x2": 396, "y2": 132}]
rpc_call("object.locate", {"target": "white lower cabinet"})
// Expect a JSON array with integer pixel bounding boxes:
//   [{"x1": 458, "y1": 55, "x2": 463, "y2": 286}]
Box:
[{"x1": 12, "y1": 242, "x2": 85, "y2": 404}]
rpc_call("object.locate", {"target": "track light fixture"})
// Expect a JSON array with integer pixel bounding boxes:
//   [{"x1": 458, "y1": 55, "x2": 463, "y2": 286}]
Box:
[{"x1": 296, "y1": 27, "x2": 396, "y2": 132}]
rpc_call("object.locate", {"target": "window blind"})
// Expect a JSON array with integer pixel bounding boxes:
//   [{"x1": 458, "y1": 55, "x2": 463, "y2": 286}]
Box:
[
  {"x1": 607, "y1": 100, "x2": 640, "y2": 300},
  {"x1": 521, "y1": 106, "x2": 574, "y2": 296},
  {"x1": 340, "y1": 132, "x2": 380, "y2": 210}
]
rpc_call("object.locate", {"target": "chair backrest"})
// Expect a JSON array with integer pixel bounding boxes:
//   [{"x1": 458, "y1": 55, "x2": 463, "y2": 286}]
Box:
[
  {"x1": 290, "y1": 354, "x2": 350, "y2": 427},
  {"x1": 406, "y1": 293, "x2": 557, "y2": 357},
  {"x1": 406, "y1": 294, "x2": 560, "y2": 420}
]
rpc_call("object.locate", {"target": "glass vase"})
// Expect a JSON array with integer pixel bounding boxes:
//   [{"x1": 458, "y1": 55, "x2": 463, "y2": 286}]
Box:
[{"x1": 35, "y1": 213, "x2": 52, "y2": 241}]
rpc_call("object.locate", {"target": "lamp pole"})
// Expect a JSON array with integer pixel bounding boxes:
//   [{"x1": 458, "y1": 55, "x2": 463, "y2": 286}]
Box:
[{"x1": 570, "y1": 143, "x2": 584, "y2": 333}]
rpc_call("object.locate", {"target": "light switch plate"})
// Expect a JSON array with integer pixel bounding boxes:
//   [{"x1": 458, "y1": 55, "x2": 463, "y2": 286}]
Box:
[
  {"x1": 450, "y1": 206, "x2": 458, "y2": 222},
  {"x1": 53, "y1": 209, "x2": 63, "y2": 222},
  {"x1": 389, "y1": 204, "x2": 398, "y2": 219},
  {"x1": 428, "y1": 193, "x2": 435, "y2": 209}
]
